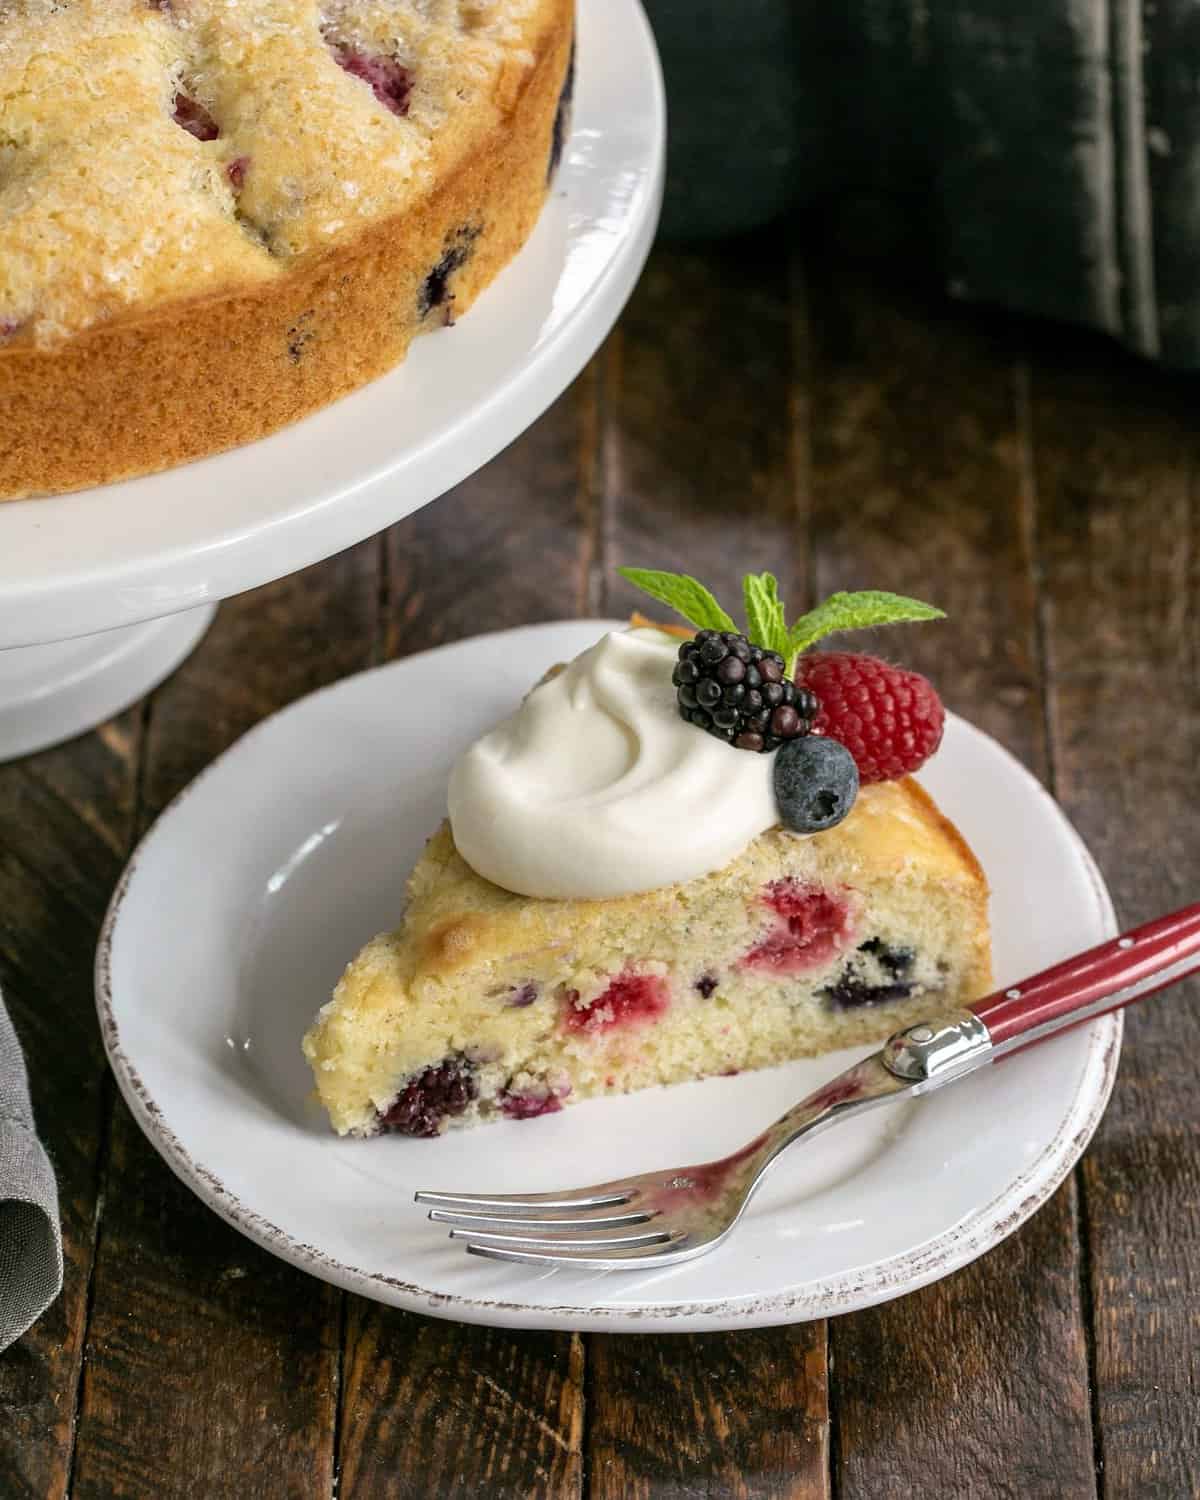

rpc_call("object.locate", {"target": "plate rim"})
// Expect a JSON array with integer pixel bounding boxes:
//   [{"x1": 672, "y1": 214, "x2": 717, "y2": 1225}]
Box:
[{"x1": 95, "y1": 621, "x2": 1124, "y2": 1332}]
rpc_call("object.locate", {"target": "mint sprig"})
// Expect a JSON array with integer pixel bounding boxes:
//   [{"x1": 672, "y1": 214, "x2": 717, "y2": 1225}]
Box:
[
  {"x1": 787, "y1": 590, "x2": 945, "y2": 658},
  {"x1": 616, "y1": 568, "x2": 736, "y2": 634},
  {"x1": 742, "y1": 572, "x2": 790, "y2": 660},
  {"x1": 619, "y1": 566, "x2": 944, "y2": 671}
]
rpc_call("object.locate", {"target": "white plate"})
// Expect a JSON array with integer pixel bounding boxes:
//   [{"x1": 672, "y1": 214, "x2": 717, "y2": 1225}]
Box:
[
  {"x1": 97, "y1": 621, "x2": 1121, "y2": 1332},
  {"x1": 0, "y1": 0, "x2": 664, "y2": 648}
]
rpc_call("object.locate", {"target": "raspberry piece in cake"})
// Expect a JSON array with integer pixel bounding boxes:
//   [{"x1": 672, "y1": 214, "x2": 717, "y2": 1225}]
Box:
[
  {"x1": 741, "y1": 879, "x2": 857, "y2": 974},
  {"x1": 562, "y1": 972, "x2": 670, "y2": 1033},
  {"x1": 500, "y1": 1077, "x2": 572, "y2": 1119},
  {"x1": 332, "y1": 49, "x2": 414, "y2": 117},
  {"x1": 172, "y1": 94, "x2": 219, "y2": 142}
]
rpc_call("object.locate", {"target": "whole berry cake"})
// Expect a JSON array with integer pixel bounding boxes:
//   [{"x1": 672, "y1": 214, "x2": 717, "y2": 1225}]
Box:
[
  {"x1": 303, "y1": 571, "x2": 994, "y2": 1137},
  {"x1": 0, "y1": 0, "x2": 574, "y2": 499}
]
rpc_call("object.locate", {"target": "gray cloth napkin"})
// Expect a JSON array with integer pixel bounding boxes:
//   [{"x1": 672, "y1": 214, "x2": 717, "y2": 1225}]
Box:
[{"x1": 0, "y1": 991, "x2": 62, "y2": 1352}]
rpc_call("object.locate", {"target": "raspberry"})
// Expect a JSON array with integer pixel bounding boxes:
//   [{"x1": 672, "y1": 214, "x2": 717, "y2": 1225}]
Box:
[
  {"x1": 172, "y1": 93, "x2": 219, "y2": 141},
  {"x1": 333, "y1": 48, "x2": 413, "y2": 116},
  {"x1": 673, "y1": 630, "x2": 818, "y2": 752},
  {"x1": 794, "y1": 653, "x2": 944, "y2": 784},
  {"x1": 562, "y1": 972, "x2": 670, "y2": 1033},
  {"x1": 740, "y1": 878, "x2": 856, "y2": 974}
]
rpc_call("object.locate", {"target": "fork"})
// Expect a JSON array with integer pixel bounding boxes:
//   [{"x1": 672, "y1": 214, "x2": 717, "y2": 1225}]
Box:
[{"x1": 417, "y1": 901, "x2": 1200, "y2": 1270}]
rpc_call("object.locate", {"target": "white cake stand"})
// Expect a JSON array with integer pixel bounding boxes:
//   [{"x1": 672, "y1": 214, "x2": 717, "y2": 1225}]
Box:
[{"x1": 0, "y1": 0, "x2": 664, "y2": 761}]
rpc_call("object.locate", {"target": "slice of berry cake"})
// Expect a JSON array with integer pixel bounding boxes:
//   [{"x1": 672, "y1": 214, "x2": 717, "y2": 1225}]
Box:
[
  {"x1": 303, "y1": 573, "x2": 992, "y2": 1138},
  {"x1": 302, "y1": 780, "x2": 991, "y2": 1136}
]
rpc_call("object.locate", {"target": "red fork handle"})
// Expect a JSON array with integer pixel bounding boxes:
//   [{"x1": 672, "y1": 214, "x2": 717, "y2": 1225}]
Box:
[{"x1": 971, "y1": 901, "x2": 1200, "y2": 1053}]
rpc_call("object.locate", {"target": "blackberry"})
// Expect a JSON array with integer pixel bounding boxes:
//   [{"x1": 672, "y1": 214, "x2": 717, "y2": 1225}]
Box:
[
  {"x1": 378, "y1": 1054, "x2": 477, "y2": 1137},
  {"x1": 672, "y1": 630, "x2": 818, "y2": 752}
]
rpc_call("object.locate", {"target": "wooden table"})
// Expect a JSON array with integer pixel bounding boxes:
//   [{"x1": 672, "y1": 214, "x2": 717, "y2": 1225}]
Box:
[{"x1": 3, "y1": 223, "x2": 1198, "y2": 1499}]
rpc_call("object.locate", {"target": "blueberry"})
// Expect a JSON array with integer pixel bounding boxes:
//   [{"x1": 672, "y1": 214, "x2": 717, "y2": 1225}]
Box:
[{"x1": 773, "y1": 736, "x2": 859, "y2": 833}]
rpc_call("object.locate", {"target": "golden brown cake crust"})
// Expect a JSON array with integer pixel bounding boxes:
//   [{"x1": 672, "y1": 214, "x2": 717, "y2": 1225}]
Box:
[{"x1": 0, "y1": 0, "x2": 573, "y2": 500}]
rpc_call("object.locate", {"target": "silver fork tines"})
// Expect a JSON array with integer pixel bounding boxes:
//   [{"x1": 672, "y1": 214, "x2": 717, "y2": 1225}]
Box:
[
  {"x1": 450, "y1": 1226, "x2": 674, "y2": 1251},
  {"x1": 415, "y1": 1053, "x2": 922, "y2": 1271},
  {"x1": 415, "y1": 1189, "x2": 632, "y2": 1213},
  {"x1": 428, "y1": 1208, "x2": 655, "y2": 1231},
  {"x1": 466, "y1": 1231, "x2": 692, "y2": 1269}
]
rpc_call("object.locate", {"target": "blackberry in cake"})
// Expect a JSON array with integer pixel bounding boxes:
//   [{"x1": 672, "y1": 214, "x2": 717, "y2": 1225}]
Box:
[
  {"x1": 0, "y1": 0, "x2": 573, "y2": 499},
  {"x1": 303, "y1": 572, "x2": 993, "y2": 1137}
]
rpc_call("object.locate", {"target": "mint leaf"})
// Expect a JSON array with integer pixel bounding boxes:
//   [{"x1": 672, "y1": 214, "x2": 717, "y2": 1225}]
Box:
[
  {"x1": 618, "y1": 567, "x2": 736, "y2": 633},
  {"x1": 788, "y1": 590, "x2": 945, "y2": 658},
  {"x1": 742, "y1": 572, "x2": 790, "y2": 657}
]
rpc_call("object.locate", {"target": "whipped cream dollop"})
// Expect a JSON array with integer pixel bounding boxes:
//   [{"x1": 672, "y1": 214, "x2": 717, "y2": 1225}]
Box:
[{"x1": 447, "y1": 628, "x2": 779, "y2": 899}]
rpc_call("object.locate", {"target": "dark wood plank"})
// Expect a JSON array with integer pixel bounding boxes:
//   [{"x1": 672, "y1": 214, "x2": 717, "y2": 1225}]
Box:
[
  {"x1": 590, "y1": 236, "x2": 830, "y2": 1500},
  {"x1": 588, "y1": 1329, "x2": 829, "y2": 1500},
  {"x1": 802, "y1": 244, "x2": 1097, "y2": 1498},
  {"x1": 384, "y1": 365, "x2": 598, "y2": 655},
  {"x1": 602, "y1": 237, "x2": 808, "y2": 623},
  {"x1": 0, "y1": 724, "x2": 141, "y2": 1500},
  {"x1": 1030, "y1": 334, "x2": 1200, "y2": 1498},
  {"x1": 69, "y1": 539, "x2": 381, "y2": 1500},
  {"x1": 334, "y1": 376, "x2": 593, "y2": 1500},
  {"x1": 339, "y1": 1307, "x2": 583, "y2": 1499}
]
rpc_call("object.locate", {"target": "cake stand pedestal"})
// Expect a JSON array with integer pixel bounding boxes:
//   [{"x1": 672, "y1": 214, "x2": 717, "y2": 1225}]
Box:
[
  {"x1": 0, "y1": 610, "x2": 217, "y2": 762},
  {"x1": 0, "y1": 0, "x2": 662, "y2": 762}
]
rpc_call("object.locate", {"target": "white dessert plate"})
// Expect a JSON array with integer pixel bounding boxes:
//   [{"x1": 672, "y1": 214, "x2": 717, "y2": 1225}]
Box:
[
  {"x1": 0, "y1": 0, "x2": 664, "y2": 649},
  {"x1": 97, "y1": 621, "x2": 1121, "y2": 1332}
]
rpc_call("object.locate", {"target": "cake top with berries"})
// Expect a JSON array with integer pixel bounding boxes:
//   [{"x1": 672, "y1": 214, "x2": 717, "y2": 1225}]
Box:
[
  {"x1": 0, "y1": 0, "x2": 558, "y2": 349},
  {"x1": 446, "y1": 568, "x2": 947, "y2": 901}
]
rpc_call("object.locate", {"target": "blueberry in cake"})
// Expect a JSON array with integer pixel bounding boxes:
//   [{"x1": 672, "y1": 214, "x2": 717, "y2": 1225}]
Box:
[
  {"x1": 303, "y1": 569, "x2": 993, "y2": 1136},
  {"x1": 0, "y1": 0, "x2": 574, "y2": 499}
]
